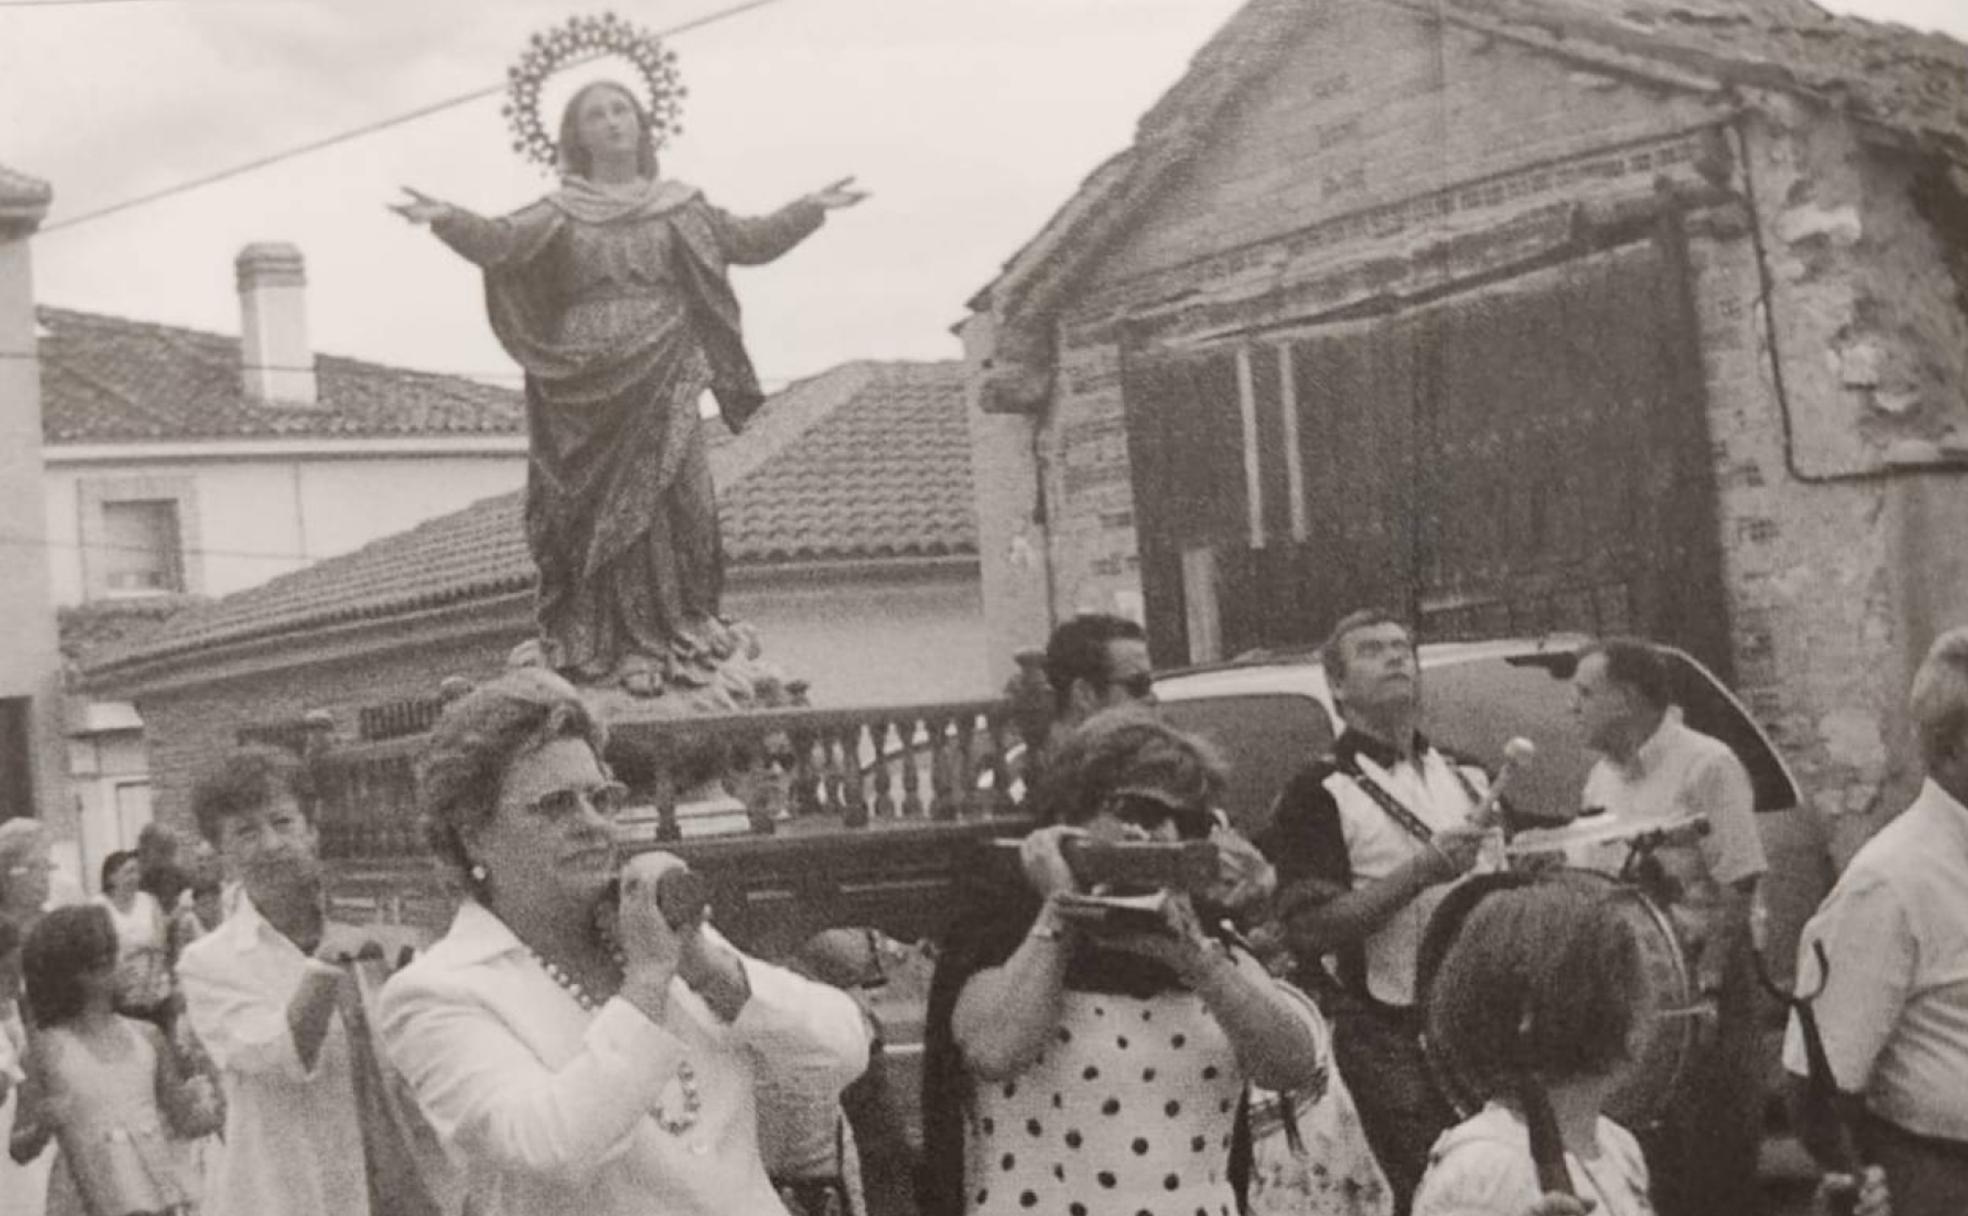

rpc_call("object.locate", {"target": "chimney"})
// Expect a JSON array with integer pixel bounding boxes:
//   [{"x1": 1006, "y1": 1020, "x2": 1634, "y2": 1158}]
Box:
[{"x1": 236, "y1": 242, "x2": 317, "y2": 406}]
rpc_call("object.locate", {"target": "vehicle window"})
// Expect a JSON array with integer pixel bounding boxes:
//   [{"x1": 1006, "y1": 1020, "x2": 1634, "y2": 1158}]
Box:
[
  {"x1": 1423, "y1": 656, "x2": 1596, "y2": 823},
  {"x1": 1159, "y1": 694, "x2": 1335, "y2": 838}
]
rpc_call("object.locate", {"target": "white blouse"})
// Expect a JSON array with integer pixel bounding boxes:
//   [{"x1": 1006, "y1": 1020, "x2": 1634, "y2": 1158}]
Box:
[
  {"x1": 379, "y1": 900, "x2": 870, "y2": 1216},
  {"x1": 1413, "y1": 1102, "x2": 1654, "y2": 1216}
]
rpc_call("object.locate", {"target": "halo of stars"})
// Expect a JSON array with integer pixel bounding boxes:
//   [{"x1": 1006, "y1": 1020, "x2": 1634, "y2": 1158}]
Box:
[{"x1": 503, "y1": 12, "x2": 686, "y2": 173}]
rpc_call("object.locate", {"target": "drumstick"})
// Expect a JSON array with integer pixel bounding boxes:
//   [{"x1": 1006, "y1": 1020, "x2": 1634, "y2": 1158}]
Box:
[{"x1": 1467, "y1": 737, "x2": 1536, "y2": 829}]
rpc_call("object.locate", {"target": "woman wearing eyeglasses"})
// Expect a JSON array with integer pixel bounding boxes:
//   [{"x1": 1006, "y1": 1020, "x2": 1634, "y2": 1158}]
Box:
[
  {"x1": 920, "y1": 706, "x2": 1327, "y2": 1216},
  {"x1": 378, "y1": 668, "x2": 870, "y2": 1216}
]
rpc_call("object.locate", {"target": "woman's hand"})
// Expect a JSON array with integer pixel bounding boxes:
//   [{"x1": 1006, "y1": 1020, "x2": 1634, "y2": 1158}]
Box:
[
  {"x1": 1019, "y1": 825, "x2": 1086, "y2": 900},
  {"x1": 388, "y1": 186, "x2": 453, "y2": 226},
  {"x1": 1815, "y1": 1165, "x2": 1888, "y2": 1216},
  {"x1": 616, "y1": 852, "x2": 688, "y2": 1020},
  {"x1": 804, "y1": 176, "x2": 869, "y2": 211},
  {"x1": 1099, "y1": 891, "x2": 1223, "y2": 980}
]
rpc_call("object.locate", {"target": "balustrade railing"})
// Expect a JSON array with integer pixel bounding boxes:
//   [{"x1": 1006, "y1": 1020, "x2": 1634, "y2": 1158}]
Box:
[{"x1": 310, "y1": 696, "x2": 1030, "y2": 866}]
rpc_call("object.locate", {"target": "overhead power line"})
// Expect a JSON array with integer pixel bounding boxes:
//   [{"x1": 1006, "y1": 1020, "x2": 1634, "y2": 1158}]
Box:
[{"x1": 33, "y1": 0, "x2": 795, "y2": 234}]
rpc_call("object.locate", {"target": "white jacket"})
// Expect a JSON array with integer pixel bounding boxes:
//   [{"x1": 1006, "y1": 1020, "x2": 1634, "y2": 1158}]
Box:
[{"x1": 378, "y1": 899, "x2": 869, "y2": 1216}]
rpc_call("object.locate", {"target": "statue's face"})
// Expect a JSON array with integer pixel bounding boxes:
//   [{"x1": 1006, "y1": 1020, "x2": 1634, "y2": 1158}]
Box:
[{"x1": 572, "y1": 84, "x2": 642, "y2": 162}]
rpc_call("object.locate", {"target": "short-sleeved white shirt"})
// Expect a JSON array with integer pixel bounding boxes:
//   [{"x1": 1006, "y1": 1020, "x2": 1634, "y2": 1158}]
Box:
[
  {"x1": 1783, "y1": 779, "x2": 1968, "y2": 1142},
  {"x1": 1580, "y1": 710, "x2": 1767, "y2": 888}
]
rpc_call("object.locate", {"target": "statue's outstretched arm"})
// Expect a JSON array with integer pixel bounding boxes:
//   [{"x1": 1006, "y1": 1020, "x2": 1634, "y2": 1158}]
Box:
[
  {"x1": 712, "y1": 199, "x2": 826, "y2": 267},
  {"x1": 712, "y1": 175, "x2": 867, "y2": 266},
  {"x1": 389, "y1": 188, "x2": 559, "y2": 270}
]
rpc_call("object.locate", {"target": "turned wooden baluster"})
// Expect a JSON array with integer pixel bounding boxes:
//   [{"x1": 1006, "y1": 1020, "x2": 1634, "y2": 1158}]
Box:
[
  {"x1": 792, "y1": 729, "x2": 825, "y2": 817},
  {"x1": 841, "y1": 721, "x2": 871, "y2": 829},
  {"x1": 981, "y1": 711, "x2": 1014, "y2": 818},
  {"x1": 870, "y1": 717, "x2": 898, "y2": 820},
  {"x1": 954, "y1": 711, "x2": 983, "y2": 820},
  {"x1": 816, "y1": 727, "x2": 846, "y2": 816},
  {"x1": 899, "y1": 711, "x2": 927, "y2": 818},
  {"x1": 929, "y1": 713, "x2": 961, "y2": 821}
]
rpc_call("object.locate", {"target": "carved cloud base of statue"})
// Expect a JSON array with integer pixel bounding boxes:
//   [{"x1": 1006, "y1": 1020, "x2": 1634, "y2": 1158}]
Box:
[{"x1": 505, "y1": 622, "x2": 807, "y2": 720}]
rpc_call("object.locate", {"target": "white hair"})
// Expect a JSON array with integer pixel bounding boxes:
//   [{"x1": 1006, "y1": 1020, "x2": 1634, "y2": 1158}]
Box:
[{"x1": 1910, "y1": 625, "x2": 1968, "y2": 770}]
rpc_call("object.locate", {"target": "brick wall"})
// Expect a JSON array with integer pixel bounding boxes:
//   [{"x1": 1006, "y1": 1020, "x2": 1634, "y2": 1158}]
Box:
[{"x1": 136, "y1": 628, "x2": 514, "y2": 834}]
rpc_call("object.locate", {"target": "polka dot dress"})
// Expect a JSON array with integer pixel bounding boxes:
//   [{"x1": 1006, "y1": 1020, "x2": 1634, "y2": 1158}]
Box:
[{"x1": 963, "y1": 987, "x2": 1244, "y2": 1216}]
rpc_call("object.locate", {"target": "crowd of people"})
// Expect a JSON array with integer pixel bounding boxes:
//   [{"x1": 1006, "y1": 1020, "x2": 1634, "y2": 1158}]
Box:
[{"x1": 0, "y1": 610, "x2": 1957, "y2": 1216}]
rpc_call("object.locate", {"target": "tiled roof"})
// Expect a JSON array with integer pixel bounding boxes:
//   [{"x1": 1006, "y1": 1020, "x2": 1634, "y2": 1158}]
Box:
[
  {"x1": 976, "y1": 0, "x2": 1968, "y2": 322},
  {"x1": 37, "y1": 307, "x2": 525, "y2": 442},
  {"x1": 720, "y1": 362, "x2": 976, "y2": 564},
  {"x1": 84, "y1": 361, "x2": 974, "y2": 676}
]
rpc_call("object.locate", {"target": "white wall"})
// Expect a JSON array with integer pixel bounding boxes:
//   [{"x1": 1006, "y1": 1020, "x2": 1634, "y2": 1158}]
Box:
[
  {"x1": 0, "y1": 219, "x2": 71, "y2": 842},
  {"x1": 43, "y1": 450, "x2": 526, "y2": 605},
  {"x1": 730, "y1": 570, "x2": 993, "y2": 708},
  {"x1": 68, "y1": 727, "x2": 150, "y2": 893}
]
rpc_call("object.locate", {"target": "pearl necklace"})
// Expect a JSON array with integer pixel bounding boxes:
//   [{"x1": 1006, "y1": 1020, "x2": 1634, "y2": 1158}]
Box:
[{"x1": 529, "y1": 948, "x2": 703, "y2": 1135}]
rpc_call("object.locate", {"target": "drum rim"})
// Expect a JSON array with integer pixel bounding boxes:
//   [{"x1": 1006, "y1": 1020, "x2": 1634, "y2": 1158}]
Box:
[{"x1": 1417, "y1": 867, "x2": 1698, "y2": 1131}]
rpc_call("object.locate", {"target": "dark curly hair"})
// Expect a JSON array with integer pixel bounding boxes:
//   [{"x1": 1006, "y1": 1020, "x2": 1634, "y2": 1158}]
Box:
[
  {"x1": 1029, "y1": 705, "x2": 1225, "y2": 833},
  {"x1": 22, "y1": 905, "x2": 118, "y2": 1029},
  {"x1": 189, "y1": 746, "x2": 320, "y2": 846},
  {"x1": 416, "y1": 668, "x2": 608, "y2": 890}
]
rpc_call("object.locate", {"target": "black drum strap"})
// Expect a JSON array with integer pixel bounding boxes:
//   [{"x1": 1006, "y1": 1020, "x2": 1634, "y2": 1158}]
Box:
[{"x1": 1336, "y1": 752, "x2": 1484, "y2": 845}]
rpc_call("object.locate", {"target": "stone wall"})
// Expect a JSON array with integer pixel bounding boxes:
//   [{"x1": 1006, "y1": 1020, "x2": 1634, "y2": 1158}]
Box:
[
  {"x1": 1693, "y1": 104, "x2": 1968, "y2": 850},
  {"x1": 135, "y1": 625, "x2": 513, "y2": 834}
]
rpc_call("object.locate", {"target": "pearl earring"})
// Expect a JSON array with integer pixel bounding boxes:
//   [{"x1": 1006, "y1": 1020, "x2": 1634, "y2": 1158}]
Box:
[{"x1": 469, "y1": 862, "x2": 488, "y2": 883}]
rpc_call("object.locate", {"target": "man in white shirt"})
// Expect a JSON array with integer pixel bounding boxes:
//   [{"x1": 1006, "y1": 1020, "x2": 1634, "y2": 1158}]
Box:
[
  {"x1": 1572, "y1": 637, "x2": 1767, "y2": 1216},
  {"x1": 176, "y1": 747, "x2": 370, "y2": 1216},
  {"x1": 1787, "y1": 625, "x2": 1968, "y2": 1216},
  {"x1": 1258, "y1": 608, "x2": 1498, "y2": 1214}
]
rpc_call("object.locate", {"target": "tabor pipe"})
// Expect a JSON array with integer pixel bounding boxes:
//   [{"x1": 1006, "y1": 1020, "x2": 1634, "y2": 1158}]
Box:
[{"x1": 1467, "y1": 736, "x2": 1536, "y2": 829}]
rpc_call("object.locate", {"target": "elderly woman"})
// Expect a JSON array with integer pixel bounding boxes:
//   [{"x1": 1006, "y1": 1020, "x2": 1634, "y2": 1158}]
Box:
[
  {"x1": 378, "y1": 668, "x2": 870, "y2": 1216},
  {"x1": 921, "y1": 707, "x2": 1326, "y2": 1216}
]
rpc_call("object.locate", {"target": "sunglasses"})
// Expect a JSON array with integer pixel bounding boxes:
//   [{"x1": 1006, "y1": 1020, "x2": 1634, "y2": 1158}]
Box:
[
  {"x1": 525, "y1": 781, "x2": 631, "y2": 821},
  {"x1": 1101, "y1": 672, "x2": 1156, "y2": 700},
  {"x1": 1106, "y1": 791, "x2": 1211, "y2": 838}
]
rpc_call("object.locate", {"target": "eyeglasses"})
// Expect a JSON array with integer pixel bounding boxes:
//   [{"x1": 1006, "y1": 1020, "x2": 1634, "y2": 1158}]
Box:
[
  {"x1": 1106, "y1": 791, "x2": 1210, "y2": 838},
  {"x1": 524, "y1": 782, "x2": 631, "y2": 821},
  {"x1": 1101, "y1": 671, "x2": 1156, "y2": 701}
]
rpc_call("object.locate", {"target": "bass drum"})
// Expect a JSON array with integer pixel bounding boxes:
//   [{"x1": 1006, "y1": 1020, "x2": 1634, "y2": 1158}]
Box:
[{"x1": 1416, "y1": 869, "x2": 1700, "y2": 1131}]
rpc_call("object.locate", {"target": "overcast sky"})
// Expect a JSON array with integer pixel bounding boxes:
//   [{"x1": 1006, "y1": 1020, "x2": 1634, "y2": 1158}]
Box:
[{"x1": 3, "y1": 0, "x2": 1963, "y2": 389}]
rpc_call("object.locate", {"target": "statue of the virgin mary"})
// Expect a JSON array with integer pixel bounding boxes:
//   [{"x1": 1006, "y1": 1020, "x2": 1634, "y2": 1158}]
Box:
[{"x1": 392, "y1": 18, "x2": 866, "y2": 699}]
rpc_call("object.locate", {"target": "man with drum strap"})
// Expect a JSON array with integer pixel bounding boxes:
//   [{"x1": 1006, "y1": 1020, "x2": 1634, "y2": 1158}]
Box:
[
  {"x1": 1571, "y1": 637, "x2": 1767, "y2": 1216},
  {"x1": 1785, "y1": 625, "x2": 1968, "y2": 1216},
  {"x1": 1257, "y1": 609, "x2": 1501, "y2": 1215}
]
